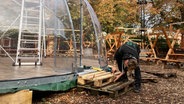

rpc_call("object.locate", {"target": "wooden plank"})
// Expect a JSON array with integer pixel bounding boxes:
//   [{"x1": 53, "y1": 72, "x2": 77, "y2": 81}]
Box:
[
  {"x1": 140, "y1": 57, "x2": 160, "y2": 64},
  {"x1": 79, "y1": 71, "x2": 120, "y2": 80},
  {"x1": 77, "y1": 77, "x2": 93, "y2": 85},
  {"x1": 161, "y1": 59, "x2": 181, "y2": 63},
  {"x1": 93, "y1": 73, "x2": 114, "y2": 80},
  {"x1": 93, "y1": 71, "x2": 121, "y2": 87},
  {"x1": 77, "y1": 80, "x2": 134, "y2": 98},
  {"x1": 141, "y1": 72, "x2": 158, "y2": 83},
  {"x1": 108, "y1": 80, "x2": 134, "y2": 98},
  {"x1": 142, "y1": 69, "x2": 177, "y2": 78},
  {"x1": 168, "y1": 54, "x2": 184, "y2": 56},
  {"x1": 140, "y1": 57, "x2": 160, "y2": 61},
  {"x1": 168, "y1": 54, "x2": 184, "y2": 60},
  {"x1": 77, "y1": 85, "x2": 113, "y2": 94},
  {"x1": 79, "y1": 71, "x2": 106, "y2": 79},
  {"x1": 78, "y1": 74, "x2": 114, "y2": 87},
  {"x1": 77, "y1": 71, "x2": 109, "y2": 85},
  {"x1": 109, "y1": 80, "x2": 134, "y2": 91},
  {"x1": 0, "y1": 90, "x2": 32, "y2": 104},
  {"x1": 101, "y1": 81, "x2": 124, "y2": 90},
  {"x1": 84, "y1": 72, "x2": 111, "y2": 80},
  {"x1": 94, "y1": 76, "x2": 114, "y2": 87},
  {"x1": 160, "y1": 59, "x2": 184, "y2": 63},
  {"x1": 77, "y1": 70, "x2": 97, "y2": 76}
]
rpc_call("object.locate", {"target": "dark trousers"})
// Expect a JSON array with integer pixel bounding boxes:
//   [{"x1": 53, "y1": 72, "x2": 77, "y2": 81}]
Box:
[
  {"x1": 134, "y1": 66, "x2": 141, "y2": 89},
  {"x1": 116, "y1": 58, "x2": 141, "y2": 89}
]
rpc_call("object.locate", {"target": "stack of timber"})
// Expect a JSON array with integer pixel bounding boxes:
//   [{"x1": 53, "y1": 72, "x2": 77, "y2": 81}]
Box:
[
  {"x1": 78, "y1": 71, "x2": 121, "y2": 87},
  {"x1": 0, "y1": 90, "x2": 32, "y2": 104},
  {"x1": 77, "y1": 70, "x2": 134, "y2": 97}
]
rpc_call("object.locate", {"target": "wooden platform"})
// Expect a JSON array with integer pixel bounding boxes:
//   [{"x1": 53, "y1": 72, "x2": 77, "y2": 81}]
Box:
[
  {"x1": 77, "y1": 80, "x2": 134, "y2": 98},
  {"x1": 0, "y1": 57, "x2": 101, "y2": 94},
  {"x1": 0, "y1": 57, "x2": 101, "y2": 81},
  {"x1": 0, "y1": 57, "x2": 73, "y2": 81}
]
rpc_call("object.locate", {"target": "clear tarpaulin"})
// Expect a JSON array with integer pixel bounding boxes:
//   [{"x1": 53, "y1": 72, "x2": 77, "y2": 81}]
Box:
[{"x1": 0, "y1": 0, "x2": 107, "y2": 72}]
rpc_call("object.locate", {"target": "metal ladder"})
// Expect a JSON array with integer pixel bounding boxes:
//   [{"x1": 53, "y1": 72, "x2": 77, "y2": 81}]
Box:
[{"x1": 14, "y1": 0, "x2": 43, "y2": 66}]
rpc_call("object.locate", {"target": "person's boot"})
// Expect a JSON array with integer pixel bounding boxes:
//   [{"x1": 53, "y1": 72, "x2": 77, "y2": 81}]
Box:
[{"x1": 134, "y1": 84, "x2": 141, "y2": 93}]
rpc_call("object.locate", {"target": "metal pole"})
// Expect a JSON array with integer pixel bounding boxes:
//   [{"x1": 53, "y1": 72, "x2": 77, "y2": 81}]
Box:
[
  {"x1": 138, "y1": 0, "x2": 147, "y2": 48},
  {"x1": 79, "y1": 0, "x2": 83, "y2": 66},
  {"x1": 54, "y1": 0, "x2": 58, "y2": 67},
  {"x1": 42, "y1": 0, "x2": 46, "y2": 58},
  {"x1": 0, "y1": 45, "x2": 15, "y2": 62}
]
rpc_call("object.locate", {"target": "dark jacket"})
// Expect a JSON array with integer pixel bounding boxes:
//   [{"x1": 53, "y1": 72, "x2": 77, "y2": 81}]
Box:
[{"x1": 114, "y1": 41, "x2": 140, "y2": 61}]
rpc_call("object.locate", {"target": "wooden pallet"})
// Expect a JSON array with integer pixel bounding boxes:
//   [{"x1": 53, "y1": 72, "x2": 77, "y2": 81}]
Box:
[
  {"x1": 77, "y1": 71, "x2": 121, "y2": 87},
  {"x1": 77, "y1": 80, "x2": 134, "y2": 98}
]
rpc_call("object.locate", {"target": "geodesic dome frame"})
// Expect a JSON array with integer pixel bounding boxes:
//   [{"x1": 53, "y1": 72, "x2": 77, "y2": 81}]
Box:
[{"x1": 0, "y1": 0, "x2": 107, "y2": 71}]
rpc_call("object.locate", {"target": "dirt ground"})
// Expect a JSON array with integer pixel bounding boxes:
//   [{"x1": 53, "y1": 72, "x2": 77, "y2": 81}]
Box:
[{"x1": 33, "y1": 63, "x2": 184, "y2": 104}]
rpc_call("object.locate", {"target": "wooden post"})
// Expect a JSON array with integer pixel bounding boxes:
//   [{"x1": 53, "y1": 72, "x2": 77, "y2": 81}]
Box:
[
  {"x1": 46, "y1": 35, "x2": 54, "y2": 56},
  {"x1": 147, "y1": 32, "x2": 157, "y2": 58},
  {"x1": 165, "y1": 29, "x2": 180, "y2": 59}
]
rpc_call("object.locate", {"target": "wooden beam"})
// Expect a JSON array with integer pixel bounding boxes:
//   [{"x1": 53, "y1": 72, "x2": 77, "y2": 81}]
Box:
[
  {"x1": 161, "y1": 27, "x2": 172, "y2": 49},
  {"x1": 165, "y1": 29, "x2": 180, "y2": 59}
]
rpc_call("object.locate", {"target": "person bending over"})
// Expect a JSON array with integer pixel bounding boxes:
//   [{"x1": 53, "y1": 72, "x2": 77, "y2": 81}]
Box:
[{"x1": 113, "y1": 41, "x2": 141, "y2": 93}]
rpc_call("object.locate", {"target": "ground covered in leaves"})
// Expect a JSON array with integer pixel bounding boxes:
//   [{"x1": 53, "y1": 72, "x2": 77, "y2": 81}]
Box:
[{"x1": 33, "y1": 64, "x2": 184, "y2": 104}]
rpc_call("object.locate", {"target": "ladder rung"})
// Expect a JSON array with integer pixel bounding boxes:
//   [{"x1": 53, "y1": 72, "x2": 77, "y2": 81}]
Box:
[
  {"x1": 26, "y1": 9, "x2": 39, "y2": 12},
  {"x1": 18, "y1": 56, "x2": 39, "y2": 59},
  {"x1": 22, "y1": 35, "x2": 38, "y2": 37},
  {"x1": 22, "y1": 27, "x2": 39, "y2": 30},
  {"x1": 14, "y1": 62, "x2": 41, "y2": 66},
  {"x1": 19, "y1": 48, "x2": 38, "y2": 51},
  {"x1": 18, "y1": 51, "x2": 37, "y2": 54},
  {"x1": 22, "y1": 31, "x2": 38, "y2": 35},
  {"x1": 23, "y1": 24, "x2": 39, "y2": 26},
  {"x1": 19, "y1": 54, "x2": 38, "y2": 56},
  {"x1": 25, "y1": 0, "x2": 39, "y2": 4},
  {"x1": 21, "y1": 39, "x2": 38, "y2": 42},
  {"x1": 23, "y1": 16, "x2": 39, "y2": 19},
  {"x1": 22, "y1": 42, "x2": 38, "y2": 44}
]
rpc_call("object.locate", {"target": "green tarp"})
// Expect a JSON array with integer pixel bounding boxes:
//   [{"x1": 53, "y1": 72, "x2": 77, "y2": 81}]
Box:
[{"x1": 0, "y1": 79, "x2": 76, "y2": 94}]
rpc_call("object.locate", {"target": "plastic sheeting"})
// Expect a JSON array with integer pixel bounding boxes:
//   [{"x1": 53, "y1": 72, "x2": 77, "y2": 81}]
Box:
[{"x1": 0, "y1": 0, "x2": 107, "y2": 71}]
